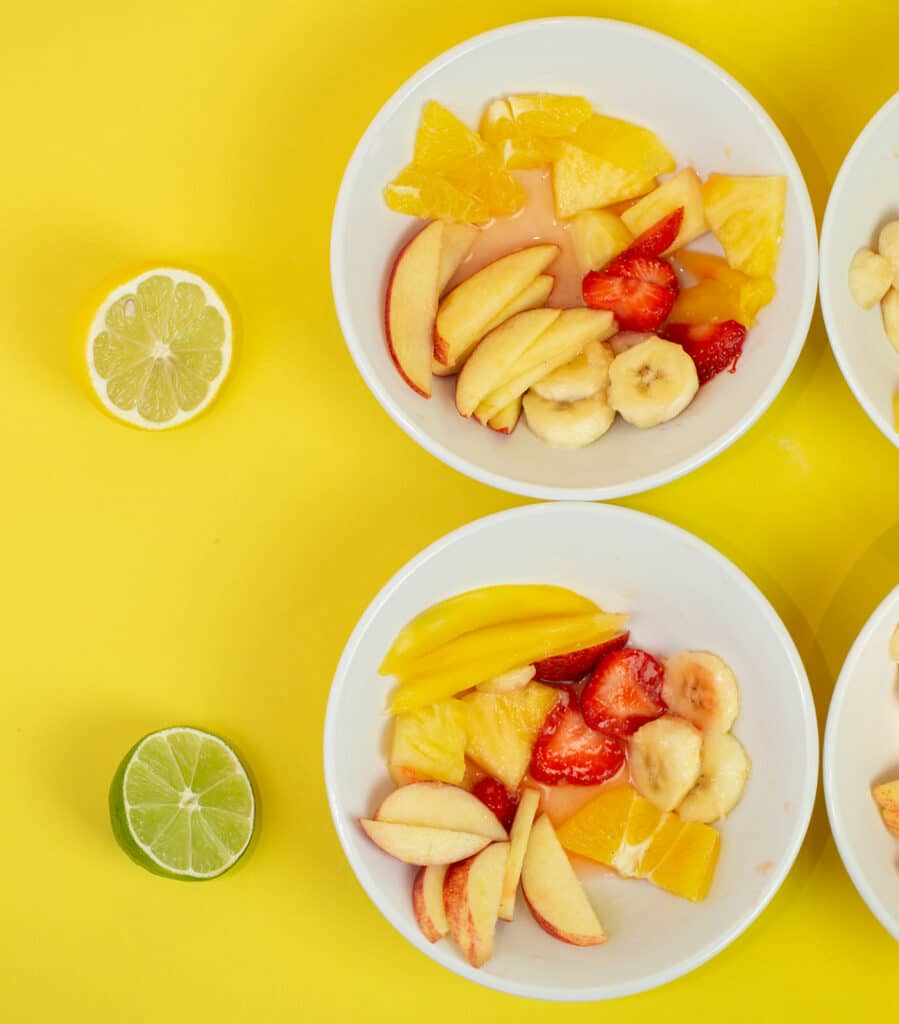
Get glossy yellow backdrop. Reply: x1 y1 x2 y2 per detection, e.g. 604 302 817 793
2 1 898 1019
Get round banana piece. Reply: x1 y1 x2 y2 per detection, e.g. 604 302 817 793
531 339 613 402
522 390 615 449
878 220 899 288
608 337 699 429
662 651 740 733
627 716 702 812
890 623 899 662
677 732 751 823
848 248 892 309
882 288 899 354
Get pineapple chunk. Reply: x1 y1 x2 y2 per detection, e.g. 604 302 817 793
389 699 469 785
573 115 675 180
621 168 707 253
463 683 559 789
701 174 787 278
552 144 655 219
570 210 634 273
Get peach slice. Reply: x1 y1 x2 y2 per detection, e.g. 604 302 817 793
621 168 707 255
520 815 605 946
384 221 444 397
444 842 511 967
412 864 449 943
498 788 541 920
375 782 508 840
360 820 490 865
455 308 562 417
435 244 560 368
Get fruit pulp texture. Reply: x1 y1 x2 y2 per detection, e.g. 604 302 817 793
447 170 582 308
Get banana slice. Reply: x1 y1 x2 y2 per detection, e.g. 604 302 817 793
628 717 702 812
890 623 899 662
882 288 899 354
878 221 899 289
677 732 751 823
608 338 699 429
848 248 892 309
531 340 613 402
662 651 740 733
522 390 615 449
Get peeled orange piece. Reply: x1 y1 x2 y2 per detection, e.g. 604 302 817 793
480 94 593 170
86 269 232 430
384 166 490 224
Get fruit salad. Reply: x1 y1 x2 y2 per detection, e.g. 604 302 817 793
847 220 899 429
382 95 786 448
359 584 752 967
871 623 899 836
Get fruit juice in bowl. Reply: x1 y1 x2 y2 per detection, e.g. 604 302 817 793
331 18 818 500
324 502 818 1000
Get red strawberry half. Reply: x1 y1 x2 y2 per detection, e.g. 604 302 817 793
583 254 678 332
580 648 666 737
529 691 625 786
622 207 684 259
604 253 679 293
661 320 748 385
471 776 519 831
533 632 630 682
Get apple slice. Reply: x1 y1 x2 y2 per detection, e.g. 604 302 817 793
498 788 540 920
486 396 522 434
375 781 508 840
385 221 445 397
444 842 510 967
477 664 535 694
412 864 449 943
435 244 560 368
621 168 707 254
474 308 616 423
520 815 605 946
433 275 556 377
438 224 479 292
455 308 561 417
360 820 490 865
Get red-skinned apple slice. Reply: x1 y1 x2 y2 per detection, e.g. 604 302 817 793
360 820 490 865
385 221 444 397
435 244 560 368
486 396 523 434
444 842 510 967
520 815 605 946
498 788 540 920
438 224 479 292
412 864 449 943
374 781 508 840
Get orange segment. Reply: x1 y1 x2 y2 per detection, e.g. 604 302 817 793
668 280 743 325
646 821 720 902
505 94 593 137
557 785 634 865
676 250 776 325
480 94 593 171
384 166 490 224
634 813 682 876
414 100 485 170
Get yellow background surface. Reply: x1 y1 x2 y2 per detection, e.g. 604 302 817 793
2 1 898 1020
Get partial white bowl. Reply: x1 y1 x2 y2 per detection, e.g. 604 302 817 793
820 91 899 448
331 17 818 500
324 502 818 1000
824 585 899 940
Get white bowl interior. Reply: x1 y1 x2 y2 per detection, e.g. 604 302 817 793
820 92 899 448
324 503 818 1000
825 586 899 940
331 18 818 500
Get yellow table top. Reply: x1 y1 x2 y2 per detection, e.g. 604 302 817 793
2 1 898 1020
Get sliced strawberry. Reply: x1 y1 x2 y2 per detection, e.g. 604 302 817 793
471 776 519 831
580 648 666 737
582 273 676 332
661 320 748 385
622 207 684 259
529 691 625 785
605 253 679 294
533 632 630 682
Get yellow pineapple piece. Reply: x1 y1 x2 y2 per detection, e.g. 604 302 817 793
462 682 559 789
621 168 707 253
573 115 675 181
570 209 634 273
702 174 787 277
389 699 469 785
646 820 720 902
677 250 776 325
552 144 655 219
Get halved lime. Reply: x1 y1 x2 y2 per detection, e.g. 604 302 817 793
86 268 232 429
109 727 255 881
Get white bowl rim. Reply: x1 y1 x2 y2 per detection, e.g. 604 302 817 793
323 500 820 1000
819 90 899 450
823 583 899 941
330 16 820 501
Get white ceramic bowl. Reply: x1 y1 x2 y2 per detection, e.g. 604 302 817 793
824 585 899 940
820 92 899 448
331 17 818 500
324 502 818 1000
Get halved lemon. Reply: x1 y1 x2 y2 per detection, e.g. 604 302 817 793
86 268 232 429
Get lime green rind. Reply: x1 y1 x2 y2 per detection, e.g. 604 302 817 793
108 726 255 882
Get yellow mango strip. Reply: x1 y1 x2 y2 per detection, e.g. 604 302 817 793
389 612 628 714
379 584 598 675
